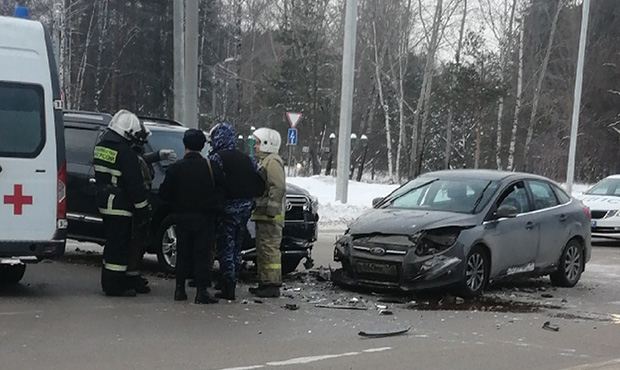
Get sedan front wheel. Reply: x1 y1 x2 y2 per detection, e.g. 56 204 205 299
457 245 489 298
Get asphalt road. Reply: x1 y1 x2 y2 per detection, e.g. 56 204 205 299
1 231 619 370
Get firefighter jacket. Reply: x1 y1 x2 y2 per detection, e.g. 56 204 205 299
93 130 150 218
252 152 286 223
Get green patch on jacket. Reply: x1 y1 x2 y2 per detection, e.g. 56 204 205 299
94 146 118 164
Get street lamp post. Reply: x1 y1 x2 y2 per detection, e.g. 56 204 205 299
350 133 358 179
326 133 336 176
356 134 369 182
566 0 590 193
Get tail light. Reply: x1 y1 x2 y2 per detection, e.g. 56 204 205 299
583 206 591 219
57 162 67 229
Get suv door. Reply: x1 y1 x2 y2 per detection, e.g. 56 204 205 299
484 181 539 277
65 125 105 242
526 180 566 268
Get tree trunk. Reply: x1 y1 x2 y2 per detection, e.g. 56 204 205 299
93 0 109 111
372 22 394 179
445 0 467 169
395 0 412 180
75 3 97 110
522 0 562 170
409 0 442 178
496 0 517 170
507 23 524 171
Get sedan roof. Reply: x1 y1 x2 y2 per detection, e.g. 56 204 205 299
419 169 552 182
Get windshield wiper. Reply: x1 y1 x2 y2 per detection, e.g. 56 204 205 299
471 181 493 213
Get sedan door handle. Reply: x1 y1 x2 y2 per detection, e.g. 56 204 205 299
559 214 567 222
525 221 535 230
89 178 96 184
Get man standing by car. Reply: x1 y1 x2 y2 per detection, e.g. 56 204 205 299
249 128 285 298
94 110 151 297
126 134 177 294
208 123 264 300
159 129 222 304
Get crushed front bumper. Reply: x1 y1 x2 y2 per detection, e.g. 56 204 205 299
333 235 464 291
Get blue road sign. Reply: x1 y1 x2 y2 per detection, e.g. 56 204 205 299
288 128 298 145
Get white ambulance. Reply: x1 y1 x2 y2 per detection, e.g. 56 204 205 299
0 16 66 283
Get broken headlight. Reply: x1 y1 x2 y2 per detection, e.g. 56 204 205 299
414 227 462 256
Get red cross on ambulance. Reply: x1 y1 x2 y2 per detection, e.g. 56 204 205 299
3 184 33 215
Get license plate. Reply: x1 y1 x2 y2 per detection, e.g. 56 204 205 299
355 261 397 276
591 220 597 228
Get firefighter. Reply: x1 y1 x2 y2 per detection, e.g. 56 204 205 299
208 123 264 300
94 110 151 297
126 136 177 294
249 128 285 298
159 129 223 304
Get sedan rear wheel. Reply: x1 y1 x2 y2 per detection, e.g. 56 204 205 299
457 246 489 297
550 239 583 287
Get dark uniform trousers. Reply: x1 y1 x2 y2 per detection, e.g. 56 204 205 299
175 213 216 288
101 215 133 293
217 208 252 282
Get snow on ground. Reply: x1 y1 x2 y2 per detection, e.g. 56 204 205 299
289 176 591 229
288 176 399 229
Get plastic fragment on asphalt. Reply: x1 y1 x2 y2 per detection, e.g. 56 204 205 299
315 304 368 310
542 321 560 332
541 294 554 298
376 304 388 310
358 327 411 338
379 310 393 315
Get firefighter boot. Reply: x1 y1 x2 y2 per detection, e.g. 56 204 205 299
128 274 151 294
249 284 280 298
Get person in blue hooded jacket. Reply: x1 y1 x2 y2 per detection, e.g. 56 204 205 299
208 123 264 300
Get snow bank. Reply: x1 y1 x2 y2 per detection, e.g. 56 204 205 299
287 176 399 229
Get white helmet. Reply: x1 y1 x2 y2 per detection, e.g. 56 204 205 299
253 127 281 154
108 109 150 143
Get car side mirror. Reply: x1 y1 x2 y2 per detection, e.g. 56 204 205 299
495 204 519 219
372 197 384 208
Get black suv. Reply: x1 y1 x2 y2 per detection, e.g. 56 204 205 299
63 111 318 274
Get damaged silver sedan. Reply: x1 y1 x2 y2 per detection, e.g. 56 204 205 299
333 170 592 297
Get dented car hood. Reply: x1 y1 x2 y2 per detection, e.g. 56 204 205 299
348 208 477 235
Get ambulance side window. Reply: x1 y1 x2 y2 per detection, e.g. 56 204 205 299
0 82 44 158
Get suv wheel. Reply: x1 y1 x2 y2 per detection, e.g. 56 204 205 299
0 264 26 284
156 215 177 274
550 239 583 287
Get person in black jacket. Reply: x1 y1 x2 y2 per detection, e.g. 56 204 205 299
208 122 264 300
93 110 151 297
159 128 222 304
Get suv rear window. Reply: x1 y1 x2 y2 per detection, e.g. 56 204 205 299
0 82 45 157
65 127 100 165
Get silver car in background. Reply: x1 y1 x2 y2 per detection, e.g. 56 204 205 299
333 170 592 296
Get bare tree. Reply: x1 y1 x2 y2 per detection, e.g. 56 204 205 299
409 0 443 178
507 20 524 171
521 0 563 170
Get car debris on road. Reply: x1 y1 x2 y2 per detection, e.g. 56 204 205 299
358 327 411 338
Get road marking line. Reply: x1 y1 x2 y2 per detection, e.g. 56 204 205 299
362 347 391 353
266 352 360 366
562 358 620 369
217 347 392 370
